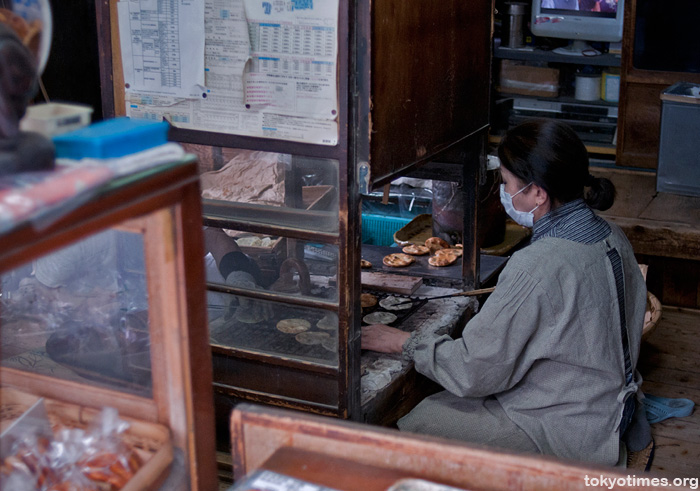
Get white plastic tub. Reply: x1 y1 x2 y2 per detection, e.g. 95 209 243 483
20 102 93 137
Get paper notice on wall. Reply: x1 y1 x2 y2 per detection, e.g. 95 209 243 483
242 0 339 120
124 0 338 145
118 0 205 98
126 90 338 145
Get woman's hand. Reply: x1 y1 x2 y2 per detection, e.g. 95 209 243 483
361 324 411 354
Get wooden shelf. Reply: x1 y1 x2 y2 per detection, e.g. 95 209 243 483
494 46 621 67
489 134 616 156
495 93 618 108
491 45 619 155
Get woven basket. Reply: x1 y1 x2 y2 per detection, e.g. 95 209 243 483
642 292 662 342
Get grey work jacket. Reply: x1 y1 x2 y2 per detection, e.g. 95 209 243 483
408 222 647 465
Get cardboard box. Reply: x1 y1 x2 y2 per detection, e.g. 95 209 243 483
497 60 560 98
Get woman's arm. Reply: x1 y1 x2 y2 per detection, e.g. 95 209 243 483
361 324 411 353
412 268 553 398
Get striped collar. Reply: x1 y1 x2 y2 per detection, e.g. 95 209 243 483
531 199 611 244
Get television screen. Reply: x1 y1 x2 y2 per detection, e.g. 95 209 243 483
541 0 618 17
531 0 624 47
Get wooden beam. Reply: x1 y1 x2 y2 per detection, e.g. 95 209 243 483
605 216 700 261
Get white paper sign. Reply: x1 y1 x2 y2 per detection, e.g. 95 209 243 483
242 0 338 119
118 0 205 98
124 0 339 145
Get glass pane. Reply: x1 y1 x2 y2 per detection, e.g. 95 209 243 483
209 295 339 367
200 150 339 233
204 227 338 306
0 229 152 398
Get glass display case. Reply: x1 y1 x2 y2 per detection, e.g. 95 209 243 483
199 151 348 424
0 159 216 490
96 0 493 429
2 229 151 398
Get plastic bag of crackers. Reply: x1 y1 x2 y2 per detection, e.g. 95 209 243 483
1 405 142 490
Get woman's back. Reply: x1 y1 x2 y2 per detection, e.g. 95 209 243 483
488 218 647 464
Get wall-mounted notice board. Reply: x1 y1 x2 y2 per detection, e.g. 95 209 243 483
113 0 339 145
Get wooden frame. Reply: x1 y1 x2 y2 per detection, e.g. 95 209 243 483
230 403 681 491
0 160 217 490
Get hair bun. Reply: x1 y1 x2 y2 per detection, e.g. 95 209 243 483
585 175 616 211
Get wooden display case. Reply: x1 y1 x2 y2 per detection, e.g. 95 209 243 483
95 0 493 429
229 404 675 491
0 159 217 489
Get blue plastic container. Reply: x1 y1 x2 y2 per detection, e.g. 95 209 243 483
52 117 170 159
361 214 412 246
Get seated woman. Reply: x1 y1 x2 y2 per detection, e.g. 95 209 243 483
362 119 652 466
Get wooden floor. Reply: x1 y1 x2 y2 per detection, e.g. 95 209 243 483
637 306 700 479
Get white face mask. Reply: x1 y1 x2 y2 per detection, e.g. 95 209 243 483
499 183 539 228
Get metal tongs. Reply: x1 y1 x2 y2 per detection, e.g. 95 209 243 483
393 286 496 306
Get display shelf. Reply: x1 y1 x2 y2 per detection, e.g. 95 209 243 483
493 41 621 157
496 93 619 108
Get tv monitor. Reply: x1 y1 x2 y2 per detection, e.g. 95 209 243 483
530 0 624 56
